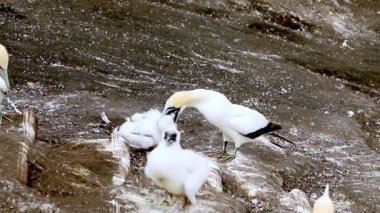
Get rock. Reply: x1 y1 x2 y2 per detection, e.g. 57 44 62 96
279 189 312 213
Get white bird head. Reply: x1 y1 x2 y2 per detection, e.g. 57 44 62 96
157 114 177 133
0 44 10 91
312 184 334 213
162 127 180 146
163 89 206 121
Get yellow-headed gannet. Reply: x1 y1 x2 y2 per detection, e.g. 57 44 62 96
0 44 10 124
145 126 211 205
313 184 334 213
162 89 287 162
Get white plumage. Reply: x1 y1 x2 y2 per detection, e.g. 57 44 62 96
117 109 176 149
163 89 283 162
0 77 7 101
0 44 10 124
312 184 334 213
145 126 211 205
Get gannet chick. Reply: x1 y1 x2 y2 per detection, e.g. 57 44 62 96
145 127 211 205
117 109 176 149
313 184 334 213
0 44 10 124
163 89 287 162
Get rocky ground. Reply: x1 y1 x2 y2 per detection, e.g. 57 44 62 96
0 0 379 212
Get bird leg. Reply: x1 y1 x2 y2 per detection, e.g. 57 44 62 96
0 106 12 125
205 141 228 158
182 196 191 208
219 147 239 164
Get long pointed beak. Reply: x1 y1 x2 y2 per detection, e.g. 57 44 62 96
163 107 181 123
0 68 10 89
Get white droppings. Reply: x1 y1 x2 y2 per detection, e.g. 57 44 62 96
347 111 354 117
341 39 354 50
206 161 223 193
6 97 22 114
50 62 79 70
213 64 243 74
239 50 282 60
192 51 243 74
108 199 121 213
251 199 258 205
289 127 299 136
100 112 111 124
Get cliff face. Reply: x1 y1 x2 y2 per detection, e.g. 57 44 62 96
0 0 379 212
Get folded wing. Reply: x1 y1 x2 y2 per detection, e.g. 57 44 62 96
229 104 269 135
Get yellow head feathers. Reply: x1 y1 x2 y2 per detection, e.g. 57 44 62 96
166 91 196 108
0 44 9 70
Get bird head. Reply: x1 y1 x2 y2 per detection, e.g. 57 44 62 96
157 114 177 133
162 127 180 146
0 44 10 90
162 90 200 122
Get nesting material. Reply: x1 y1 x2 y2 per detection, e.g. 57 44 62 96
108 129 131 185
17 109 37 185
117 109 175 150
100 111 111 124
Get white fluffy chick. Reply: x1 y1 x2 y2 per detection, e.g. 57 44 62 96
145 126 211 205
163 89 286 162
313 184 334 213
117 109 176 149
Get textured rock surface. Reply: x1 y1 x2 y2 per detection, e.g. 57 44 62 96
0 0 379 212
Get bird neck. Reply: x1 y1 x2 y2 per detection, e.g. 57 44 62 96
323 184 330 197
186 89 215 107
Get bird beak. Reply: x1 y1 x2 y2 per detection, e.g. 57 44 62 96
163 107 181 123
0 68 9 89
164 132 177 145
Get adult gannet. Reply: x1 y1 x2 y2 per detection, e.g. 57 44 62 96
117 109 176 149
312 184 334 213
0 44 10 124
162 89 285 162
145 126 211 205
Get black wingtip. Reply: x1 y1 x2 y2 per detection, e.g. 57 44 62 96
244 122 282 140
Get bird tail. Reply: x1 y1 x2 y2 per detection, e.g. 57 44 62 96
255 136 285 152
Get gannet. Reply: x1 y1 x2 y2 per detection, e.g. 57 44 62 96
117 109 176 149
312 184 334 213
162 89 285 162
145 126 211 205
0 44 10 124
